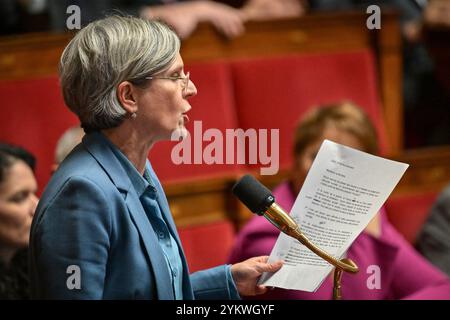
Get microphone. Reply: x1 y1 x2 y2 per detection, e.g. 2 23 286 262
232 174 358 274
232 174 302 240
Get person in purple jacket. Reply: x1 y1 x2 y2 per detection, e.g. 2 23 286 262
229 102 450 300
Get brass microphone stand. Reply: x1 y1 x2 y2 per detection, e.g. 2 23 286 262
265 203 359 300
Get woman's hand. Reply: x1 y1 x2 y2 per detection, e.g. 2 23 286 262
230 256 283 296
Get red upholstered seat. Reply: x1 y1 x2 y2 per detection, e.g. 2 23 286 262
0 76 79 193
178 220 235 272
230 50 388 171
385 191 438 244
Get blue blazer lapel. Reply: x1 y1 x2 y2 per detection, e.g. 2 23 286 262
125 190 174 300
82 132 175 299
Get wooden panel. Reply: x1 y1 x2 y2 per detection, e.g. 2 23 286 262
181 13 373 61
391 147 450 195
0 32 72 80
375 11 403 156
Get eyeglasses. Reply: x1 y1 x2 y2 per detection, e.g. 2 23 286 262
145 72 190 94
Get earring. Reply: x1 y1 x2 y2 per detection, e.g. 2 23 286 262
131 112 137 119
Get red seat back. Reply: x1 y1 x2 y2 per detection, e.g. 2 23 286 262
178 220 235 272
230 50 387 172
0 76 78 193
385 191 438 243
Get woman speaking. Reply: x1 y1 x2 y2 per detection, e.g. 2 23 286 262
29 15 281 299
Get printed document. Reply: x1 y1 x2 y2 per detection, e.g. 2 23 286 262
259 140 408 291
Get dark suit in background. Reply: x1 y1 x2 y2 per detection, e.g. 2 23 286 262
417 185 450 277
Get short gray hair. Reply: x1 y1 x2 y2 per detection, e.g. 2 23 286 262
60 15 180 132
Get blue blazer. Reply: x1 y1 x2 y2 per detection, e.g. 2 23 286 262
29 132 238 299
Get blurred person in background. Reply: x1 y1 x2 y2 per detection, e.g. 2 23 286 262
46 0 306 39
52 126 84 173
0 143 38 299
229 102 450 299
47 0 246 38
416 184 450 277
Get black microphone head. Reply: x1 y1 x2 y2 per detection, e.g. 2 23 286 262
232 174 275 215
